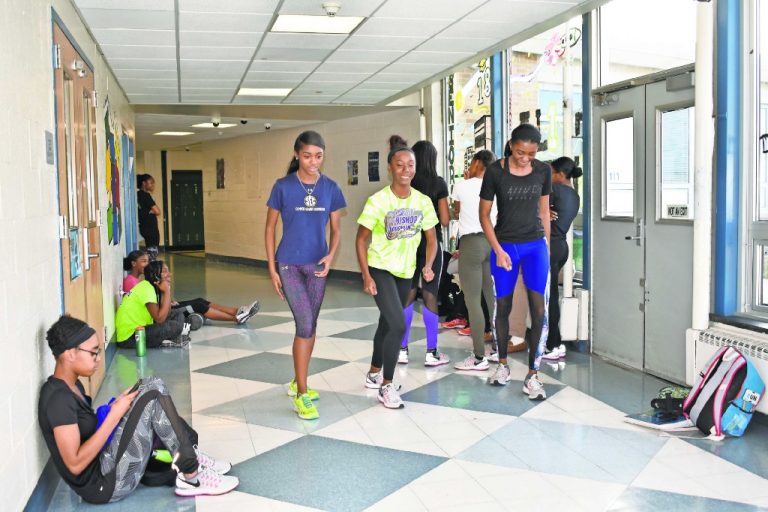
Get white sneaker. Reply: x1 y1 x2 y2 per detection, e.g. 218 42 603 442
161 334 190 348
378 383 404 409
523 374 547 400
365 371 383 389
487 351 499 363
487 364 511 386
541 349 561 361
558 344 567 358
194 445 231 474
398 348 409 364
236 300 260 324
175 465 239 497
424 350 450 367
454 355 489 371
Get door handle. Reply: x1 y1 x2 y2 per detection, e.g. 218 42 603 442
760 133 768 154
82 227 99 271
624 235 641 240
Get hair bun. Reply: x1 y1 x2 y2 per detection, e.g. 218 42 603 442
571 166 584 179
388 134 408 150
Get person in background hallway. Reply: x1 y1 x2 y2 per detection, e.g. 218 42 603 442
122 250 149 294
137 174 161 261
541 156 582 360
480 124 551 400
397 140 451 367
38 315 238 503
265 130 346 421
451 150 499 371
356 135 438 409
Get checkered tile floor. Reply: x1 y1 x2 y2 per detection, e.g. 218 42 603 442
46 257 768 511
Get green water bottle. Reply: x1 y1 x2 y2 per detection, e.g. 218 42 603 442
135 326 146 357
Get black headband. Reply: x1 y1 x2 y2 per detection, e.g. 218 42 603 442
52 325 96 357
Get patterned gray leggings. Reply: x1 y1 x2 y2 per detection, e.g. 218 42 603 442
99 377 198 502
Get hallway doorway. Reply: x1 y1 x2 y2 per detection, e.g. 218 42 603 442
591 69 695 383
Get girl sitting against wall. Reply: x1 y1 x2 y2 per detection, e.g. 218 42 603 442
38 315 238 503
122 251 259 330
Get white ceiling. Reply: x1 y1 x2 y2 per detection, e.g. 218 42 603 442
72 0 600 148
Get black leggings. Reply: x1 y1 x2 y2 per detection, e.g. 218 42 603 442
119 309 186 348
369 267 414 381
173 298 211 316
548 238 569 349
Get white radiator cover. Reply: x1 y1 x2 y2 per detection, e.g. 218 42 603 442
693 324 768 414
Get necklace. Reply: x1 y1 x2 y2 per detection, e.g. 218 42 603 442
296 172 320 208
390 186 411 200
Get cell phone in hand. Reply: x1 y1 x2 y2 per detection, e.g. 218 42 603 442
129 379 143 393
315 263 325 273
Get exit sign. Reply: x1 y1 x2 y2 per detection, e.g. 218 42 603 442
667 205 689 218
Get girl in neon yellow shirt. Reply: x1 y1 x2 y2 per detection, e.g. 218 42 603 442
356 135 439 409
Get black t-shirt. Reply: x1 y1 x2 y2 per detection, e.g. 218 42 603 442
137 190 158 235
414 176 448 246
38 377 114 503
550 184 580 241
479 158 551 243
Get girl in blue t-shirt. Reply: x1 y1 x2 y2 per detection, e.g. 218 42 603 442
265 130 346 421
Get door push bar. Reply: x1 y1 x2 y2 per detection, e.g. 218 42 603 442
624 218 644 246
760 133 768 154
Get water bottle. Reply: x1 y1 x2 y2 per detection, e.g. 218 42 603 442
135 326 146 357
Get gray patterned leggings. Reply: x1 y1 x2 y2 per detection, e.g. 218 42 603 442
99 377 198 502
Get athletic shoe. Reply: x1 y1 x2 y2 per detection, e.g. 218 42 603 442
187 313 204 331
194 445 231 475
454 355 489 371
457 327 472 336
557 344 567 358
236 300 261 324
161 334 190 348
293 393 319 420
398 348 409 364
441 318 467 329
424 350 450 367
378 383 404 409
541 349 561 361
287 379 319 400
174 465 239 497
487 351 499 363
487 364 511 386
365 371 383 389
523 374 547 400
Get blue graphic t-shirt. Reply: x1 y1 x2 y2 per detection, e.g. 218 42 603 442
267 173 346 265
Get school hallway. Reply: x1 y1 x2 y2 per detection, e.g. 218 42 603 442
43 254 768 512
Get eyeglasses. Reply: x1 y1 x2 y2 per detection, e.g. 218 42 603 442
77 346 102 361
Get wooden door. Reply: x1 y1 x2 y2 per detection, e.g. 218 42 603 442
54 23 105 395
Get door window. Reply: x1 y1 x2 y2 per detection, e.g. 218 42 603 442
659 107 695 220
64 76 78 227
83 93 97 224
604 116 634 217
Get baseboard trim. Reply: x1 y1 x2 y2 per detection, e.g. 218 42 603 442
23 458 59 512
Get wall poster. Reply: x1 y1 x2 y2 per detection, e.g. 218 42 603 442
347 160 358 186
368 151 380 182
216 158 225 189
69 228 82 280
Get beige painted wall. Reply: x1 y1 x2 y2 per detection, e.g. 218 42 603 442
0 1 133 508
200 108 420 272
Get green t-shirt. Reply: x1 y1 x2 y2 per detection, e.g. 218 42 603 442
115 280 156 342
357 186 439 279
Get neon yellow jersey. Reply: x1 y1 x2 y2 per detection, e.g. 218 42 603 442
357 186 439 279
115 280 156 342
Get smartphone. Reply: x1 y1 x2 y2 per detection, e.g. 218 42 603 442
129 378 143 393
315 263 325 273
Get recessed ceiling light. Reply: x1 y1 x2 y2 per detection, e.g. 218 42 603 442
271 14 364 34
237 87 293 96
191 123 237 128
154 131 194 136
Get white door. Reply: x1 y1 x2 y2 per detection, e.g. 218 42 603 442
592 73 695 383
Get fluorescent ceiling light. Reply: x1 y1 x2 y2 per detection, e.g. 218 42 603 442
271 15 364 34
237 87 292 96
191 123 237 128
154 131 194 136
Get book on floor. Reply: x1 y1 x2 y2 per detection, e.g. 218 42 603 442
623 411 698 431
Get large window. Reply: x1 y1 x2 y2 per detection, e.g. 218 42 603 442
748 0 768 312
507 19 584 274
598 0 696 86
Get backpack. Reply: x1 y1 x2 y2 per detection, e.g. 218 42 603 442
683 347 765 438
141 450 176 487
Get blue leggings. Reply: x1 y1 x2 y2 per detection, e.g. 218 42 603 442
278 263 327 338
490 239 550 370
